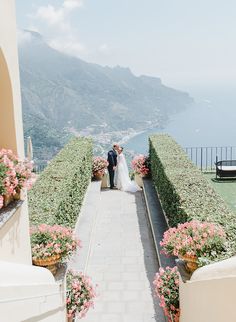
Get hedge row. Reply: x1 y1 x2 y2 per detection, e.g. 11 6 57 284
149 134 236 257
29 137 93 227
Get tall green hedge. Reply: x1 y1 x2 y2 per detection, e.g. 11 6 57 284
29 137 93 227
149 134 236 256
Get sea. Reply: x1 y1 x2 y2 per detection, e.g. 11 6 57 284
124 87 236 154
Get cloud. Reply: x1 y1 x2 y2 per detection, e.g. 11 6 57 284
99 43 110 54
49 37 86 57
33 0 83 28
17 29 32 45
35 5 65 26
63 0 83 10
27 0 86 57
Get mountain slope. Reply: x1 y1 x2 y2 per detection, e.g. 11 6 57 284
19 30 193 162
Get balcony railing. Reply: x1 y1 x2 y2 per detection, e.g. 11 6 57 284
33 164 47 174
184 146 236 171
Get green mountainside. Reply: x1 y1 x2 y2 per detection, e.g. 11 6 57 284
19 30 193 164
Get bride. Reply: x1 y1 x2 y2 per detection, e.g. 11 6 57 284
115 147 141 193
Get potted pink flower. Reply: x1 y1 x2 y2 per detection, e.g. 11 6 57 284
30 224 81 275
92 156 108 180
66 270 96 321
0 148 35 207
0 149 18 206
131 154 150 187
160 220 226 272
131 154 150 177
0 162 7 209
153 266 180 322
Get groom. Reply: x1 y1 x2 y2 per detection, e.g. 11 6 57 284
107 143 119 189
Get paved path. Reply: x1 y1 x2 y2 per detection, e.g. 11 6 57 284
72 187 164 322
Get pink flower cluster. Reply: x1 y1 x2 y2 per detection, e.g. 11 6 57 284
131 154 150 176
0 148 35 209
67 270 96 319
160 220 226 259
92 156 109 176
30 224 81 261
153 266 180 322
0 195 3 209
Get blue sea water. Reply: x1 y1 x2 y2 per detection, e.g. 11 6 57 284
125 87 236 153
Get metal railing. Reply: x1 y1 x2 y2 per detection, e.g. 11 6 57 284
184 146 236 171
33 164 47 174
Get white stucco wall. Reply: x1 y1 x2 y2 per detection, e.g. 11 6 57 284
0 200 32 264
0 0 24 157
180 256 236 322
0 261 66 322
0 0 31 265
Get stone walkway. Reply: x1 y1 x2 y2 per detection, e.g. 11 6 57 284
71 185 165 322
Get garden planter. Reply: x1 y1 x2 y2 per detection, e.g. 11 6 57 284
93 171 103 181
33 254 61 275
13 189 21 201
101 172 108 188
3 194 13 207
134 174 143 188
67 316 74 322
179 254 198 273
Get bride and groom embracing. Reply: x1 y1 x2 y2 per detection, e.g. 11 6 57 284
107 144 141 193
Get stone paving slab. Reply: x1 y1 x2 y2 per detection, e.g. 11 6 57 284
69 181 101 272
73 187 166 322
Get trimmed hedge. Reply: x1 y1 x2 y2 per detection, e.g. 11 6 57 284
29 137 93 227
149 134 236 257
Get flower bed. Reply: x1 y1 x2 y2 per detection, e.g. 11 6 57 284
131 154 150 176
28 137 92 227
153 266 180 322
67 270 96 319
149 134 236 259
0 148 34 209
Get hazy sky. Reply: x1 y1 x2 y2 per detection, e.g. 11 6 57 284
16 0 236 90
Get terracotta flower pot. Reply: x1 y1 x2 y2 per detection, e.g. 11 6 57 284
134 174 143 188
3 194 14 207
33 254 61 275
179 254 198 273
93 171 103 181
67 317 74 322
13 188 21 201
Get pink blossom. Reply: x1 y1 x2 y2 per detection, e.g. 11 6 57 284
67 270 96 319
160 220 226 260
30 224 81 261
131 155 150 176
0 195 3 209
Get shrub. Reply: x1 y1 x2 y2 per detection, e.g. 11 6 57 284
149 134 236 258
28 137 92 227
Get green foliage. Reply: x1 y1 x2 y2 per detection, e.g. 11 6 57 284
28 137 93 227
149 134 236 258
0 163 7 195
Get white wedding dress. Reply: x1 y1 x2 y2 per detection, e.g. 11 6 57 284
116 153 141 193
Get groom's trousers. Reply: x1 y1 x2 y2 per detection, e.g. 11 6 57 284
108 167 115 188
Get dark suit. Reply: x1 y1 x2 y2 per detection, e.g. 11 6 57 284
107 149 117 188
